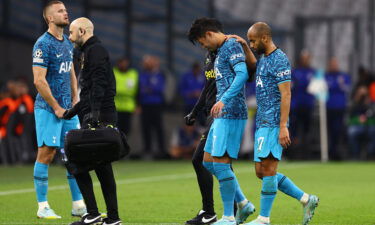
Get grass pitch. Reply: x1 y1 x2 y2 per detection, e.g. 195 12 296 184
0 161 374 225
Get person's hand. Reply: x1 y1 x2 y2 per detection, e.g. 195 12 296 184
63 108 77 120
210 101 224 118
226 34 248 47
279 126 291 148
72 96 79 106
54 106 66 119
184 113 196 126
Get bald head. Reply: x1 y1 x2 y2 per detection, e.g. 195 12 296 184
69 17 94 47
247 22 275 55
71 17 94 35
248 22 272 38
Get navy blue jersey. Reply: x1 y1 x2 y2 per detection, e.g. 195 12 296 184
32 32 73 113
214 38 247 119
255 49 291 128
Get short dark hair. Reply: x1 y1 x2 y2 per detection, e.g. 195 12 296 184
43 0 64 24
188 17 223 44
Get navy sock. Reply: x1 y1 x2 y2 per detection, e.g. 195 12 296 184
260 175 277 217
277 173 304 200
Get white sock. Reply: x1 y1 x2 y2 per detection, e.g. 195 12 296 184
38 201 50 210
257 215 270 223
222 215 236 221
300 193 310 205
238 199 248 209
72 200 86 209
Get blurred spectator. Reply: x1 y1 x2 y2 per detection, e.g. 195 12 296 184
290 51 315 148
113 57 139 136
325 57 351 160
0 79 35 164
138 55 168 159
169 123 200 159
347 85 375 160
179 62 205 114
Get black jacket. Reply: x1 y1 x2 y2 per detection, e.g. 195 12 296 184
191 51 217 116
75 36 116 118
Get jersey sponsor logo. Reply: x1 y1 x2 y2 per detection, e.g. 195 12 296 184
205 69 216 79
56 53 63 58
214 66 223 79
230 53 244 61
256 76 263 87
276 70 291 77
59 61 72 73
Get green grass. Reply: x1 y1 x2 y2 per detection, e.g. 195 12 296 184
0 161 374 225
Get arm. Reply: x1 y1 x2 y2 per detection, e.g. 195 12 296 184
33 66 65 118
211 62 248 117
226 34 257 80
278 81 292 148
70 65 79 106
220 62 248 104
89 45 109 113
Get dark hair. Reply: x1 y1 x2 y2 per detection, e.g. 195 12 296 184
43 0 64 24
188 17 223 44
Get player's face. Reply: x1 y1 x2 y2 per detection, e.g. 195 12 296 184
197 32 216 51
49 3 69 27
69 25 83 48
247 32 265 55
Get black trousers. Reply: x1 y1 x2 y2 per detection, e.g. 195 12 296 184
74 112 119 220
192 117 215 214
140 104 165 154
327 109 345 160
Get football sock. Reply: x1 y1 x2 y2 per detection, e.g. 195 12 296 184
277 173 304 200
38 201 50 210
260 175 277 217
234 178 247 205
202 161 215 175
300 193 310 205
222 215 236 221
213 162 236 217
66 171 84 202
34 162 49 203
238 199 249 209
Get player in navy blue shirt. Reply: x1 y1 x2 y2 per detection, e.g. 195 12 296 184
188 18 255 225
230 23 319 225
32 0 85 219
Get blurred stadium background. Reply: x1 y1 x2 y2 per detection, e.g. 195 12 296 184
1 1 375 224
1 0 375 163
